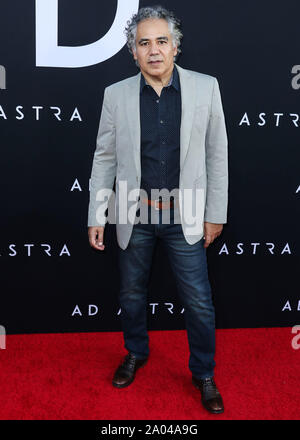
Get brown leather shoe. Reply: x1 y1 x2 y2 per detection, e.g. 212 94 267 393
192 376 224 414
112 353 148 388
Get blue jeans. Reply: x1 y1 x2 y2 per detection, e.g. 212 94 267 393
117 208 216 379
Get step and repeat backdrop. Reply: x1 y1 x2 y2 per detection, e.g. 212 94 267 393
0 0 299 334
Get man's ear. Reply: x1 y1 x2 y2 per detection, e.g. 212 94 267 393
132 48 137 61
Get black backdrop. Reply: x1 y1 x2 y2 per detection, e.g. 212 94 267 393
0 0 299 334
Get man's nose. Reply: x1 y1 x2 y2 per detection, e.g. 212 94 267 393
149 43 160 54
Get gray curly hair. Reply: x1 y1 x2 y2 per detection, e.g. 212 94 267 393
124 5 183 64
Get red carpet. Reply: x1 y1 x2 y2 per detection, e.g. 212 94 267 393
0 328 299 420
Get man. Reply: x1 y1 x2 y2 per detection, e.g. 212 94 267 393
88 6 228 414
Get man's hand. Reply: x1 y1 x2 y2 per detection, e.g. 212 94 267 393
203 222 223 248
88 226 105 251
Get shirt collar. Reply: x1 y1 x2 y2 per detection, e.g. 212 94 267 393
140 65 180 92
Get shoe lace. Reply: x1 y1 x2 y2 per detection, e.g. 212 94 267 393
202 377 219 399
121 353 136 371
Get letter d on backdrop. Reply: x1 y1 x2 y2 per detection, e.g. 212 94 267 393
35 0 139 68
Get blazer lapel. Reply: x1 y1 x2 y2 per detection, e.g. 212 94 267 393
175 63 197 170
126 72 141 178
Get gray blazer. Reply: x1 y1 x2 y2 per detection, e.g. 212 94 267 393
88 63 228 250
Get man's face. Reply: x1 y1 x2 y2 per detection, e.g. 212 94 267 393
133 18 178 79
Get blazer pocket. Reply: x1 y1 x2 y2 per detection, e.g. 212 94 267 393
195 104 209 111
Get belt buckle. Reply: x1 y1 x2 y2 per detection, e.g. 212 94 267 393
154 199 160 210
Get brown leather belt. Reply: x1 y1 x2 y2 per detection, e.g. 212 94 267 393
141 198 175 210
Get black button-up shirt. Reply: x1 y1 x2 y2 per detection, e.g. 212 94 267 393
139 65 181 199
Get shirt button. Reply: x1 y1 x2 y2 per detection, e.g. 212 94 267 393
156 100 159 103
160 120 164 124
161 161 165 165
162 141 166 144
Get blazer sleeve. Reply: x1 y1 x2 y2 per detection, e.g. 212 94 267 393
204 77 228 224
88 86 117 227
